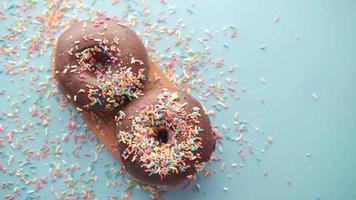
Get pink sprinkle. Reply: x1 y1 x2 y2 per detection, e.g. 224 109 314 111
4 195 15 200
62 134 69 142
34 184 43 192
228 87 235 92
274 15 280 23
31 105 39 117
248 145 254 155
238 147 245 154
67 120 77 130
215 131 223 143
231 29 237 38
41 177 48 184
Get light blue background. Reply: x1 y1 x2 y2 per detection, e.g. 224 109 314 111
0 0 355 199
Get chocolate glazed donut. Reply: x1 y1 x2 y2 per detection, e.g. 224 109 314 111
54 18 148 112
115 88 216 187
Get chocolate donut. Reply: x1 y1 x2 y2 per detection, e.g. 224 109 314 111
115 88 216 187
54 18 148 112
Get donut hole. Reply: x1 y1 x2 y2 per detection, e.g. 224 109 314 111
89 46 110 69
78 45 115 72
92 48 109 66
155 128 169 144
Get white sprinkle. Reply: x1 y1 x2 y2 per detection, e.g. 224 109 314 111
131 57 135 64
234 112 239 120
7 155 14 165
218 146 223 153
217 101 227 108
223 187 229 192
235 134 242 141
262 170 268 177
312 93 319 101
260 77 267 84
287 177 292 186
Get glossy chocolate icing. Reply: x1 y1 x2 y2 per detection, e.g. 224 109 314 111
54 18 148 112
115 88 216 187
55 19 216 188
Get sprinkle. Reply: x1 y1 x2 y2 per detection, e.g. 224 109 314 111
267 136 273 144
220 162 226 171
274 15 280 23
262 170 268 177
260 77 267 84
217 101 227 108
192 183 200 192
312 93 319 101
72 43 146 109
231 29 238 38
0 0 273 198
287 177 292 186
260 45 267 50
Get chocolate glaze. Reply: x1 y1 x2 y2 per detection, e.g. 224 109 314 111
54 18 148 111
115 88 216 187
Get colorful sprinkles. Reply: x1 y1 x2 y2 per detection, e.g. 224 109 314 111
117 90 204 178
86 66 145 109
0 0 282 199
63 38 146 110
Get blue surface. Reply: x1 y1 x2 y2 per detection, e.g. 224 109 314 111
0 0 356 199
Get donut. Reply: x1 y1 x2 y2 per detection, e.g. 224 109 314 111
115 88 216 187
54 18 148 112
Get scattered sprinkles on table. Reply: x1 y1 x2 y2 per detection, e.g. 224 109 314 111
0 0 278 199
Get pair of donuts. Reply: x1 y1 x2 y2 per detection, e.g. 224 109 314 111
54 18 216 187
